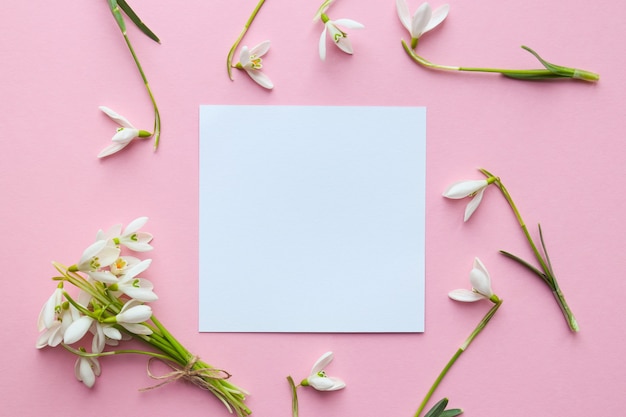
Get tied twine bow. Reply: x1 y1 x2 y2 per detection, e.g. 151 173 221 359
140 356 231 391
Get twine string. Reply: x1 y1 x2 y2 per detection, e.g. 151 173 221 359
140 356 231 392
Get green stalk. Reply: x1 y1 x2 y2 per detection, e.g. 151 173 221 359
107 0 161 150
478 168 579 332
226 0 266 80
414 298 502 417
287 376 299 417
401 41 598 82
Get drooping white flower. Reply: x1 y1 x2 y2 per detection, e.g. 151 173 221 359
315 1 364 61
443 178 494 222
75 354 101 388
109 255 142 276
396 1 449 48
236 41 274 89
449 257 495 302
72 240 120 283
113 259 158 302
38 284 64 330
302 351 345 391
37 304 81 348
96 216 154 252
98 106 152 158
115 299 153 335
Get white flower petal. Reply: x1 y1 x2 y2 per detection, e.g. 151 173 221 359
122 258 152 280
332 18 365 30
448 288 484 302
117 304 152 324
308 375 346 391
423 4 449 33
245 69 274 89
319 26 328 60
310 351 334 375
464 188 485 221
120 322 153 335
98 142 129 158
396 0 412 32
123 217 148 236
99 106 135 129
239 46 251 65
442 179 488 199
249 40 271 58
411 2 432 38
470 257 493 298
64 316 93 345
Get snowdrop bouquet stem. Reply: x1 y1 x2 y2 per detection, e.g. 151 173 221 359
478 168 579 332
226 0 267 80
106 0 162 150
402 41 599 82
37 218 250 416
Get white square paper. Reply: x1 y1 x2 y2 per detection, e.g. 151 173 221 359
199 105 426 332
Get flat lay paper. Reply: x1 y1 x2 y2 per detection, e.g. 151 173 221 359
199 105 426 332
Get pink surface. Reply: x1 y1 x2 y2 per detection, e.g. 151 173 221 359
2 0 624 416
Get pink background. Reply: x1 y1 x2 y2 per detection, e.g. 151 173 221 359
2 0 624 416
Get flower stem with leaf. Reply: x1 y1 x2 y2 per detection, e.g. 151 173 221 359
106 0 162 149
478 168 579 332
415 297 501 417
402 41 599 82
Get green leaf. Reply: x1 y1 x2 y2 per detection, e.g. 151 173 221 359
520 46 574 77
500 250 552 287
441 409 464 417
424 398 449 417
117 0 160 43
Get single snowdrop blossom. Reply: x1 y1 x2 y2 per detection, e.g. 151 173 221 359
70 239 120 283
75 351 101 388
287 351 345 417
315 0 364 61
414 257 502 417
96 216 154 252
443 176 498 221
98 106 152 158
396 1 449 48
449 257 500 303
235 41 274 89
302 351 345 391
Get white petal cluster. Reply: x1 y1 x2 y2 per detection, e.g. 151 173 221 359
36 217 157 388
396 1 449 46
303 351 346 391
98 106 152 158
237 41 274 89
449 257 496 302
316 1 364 60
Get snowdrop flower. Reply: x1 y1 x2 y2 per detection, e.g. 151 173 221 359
38 284 64 330
70 240 120 283
36 305 80 348
396 1 449 49
75 353 101 388
301 351 345 391
114 299 153 335
315 1 364 61
235 41 274 89
96 216 154 252
449 257 499 303
443 176 498 222
109 255 142 276
109 259 158 302
98 106 152 158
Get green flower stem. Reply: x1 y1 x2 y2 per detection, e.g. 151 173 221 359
226 0 266 80
287 376 299 417
414 298 502 417
401 40 599 82
107 0 161 150
478 168 579 332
